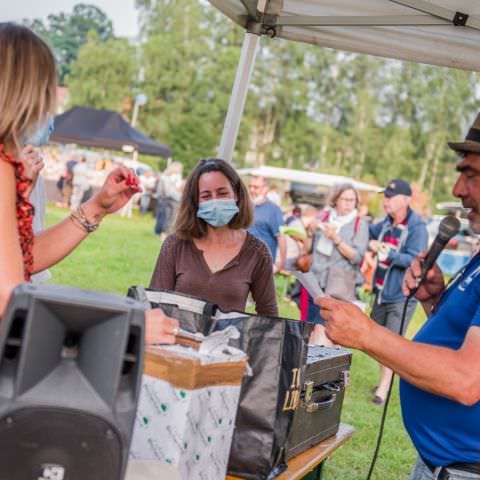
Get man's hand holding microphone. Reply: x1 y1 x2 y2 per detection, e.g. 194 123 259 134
315 216 460 347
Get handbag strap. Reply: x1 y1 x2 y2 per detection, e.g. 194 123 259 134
314 216 362 273
130 287 219 316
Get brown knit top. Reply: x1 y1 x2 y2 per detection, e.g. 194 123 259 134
150 232 278 315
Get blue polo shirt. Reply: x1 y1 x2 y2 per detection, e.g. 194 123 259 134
248 200 284 259
400 253 480 466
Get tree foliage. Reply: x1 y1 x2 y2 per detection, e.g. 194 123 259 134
67 32 137 111
26 3 114 84
32 0 480 201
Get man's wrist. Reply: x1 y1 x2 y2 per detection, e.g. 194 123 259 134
359 320 381 352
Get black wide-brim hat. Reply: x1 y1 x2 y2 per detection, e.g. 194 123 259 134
448 113 480 154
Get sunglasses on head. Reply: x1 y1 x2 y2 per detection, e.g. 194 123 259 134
200 158 223 167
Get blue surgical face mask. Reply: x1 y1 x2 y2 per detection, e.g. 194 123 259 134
197 199 239 228
24 116 54 147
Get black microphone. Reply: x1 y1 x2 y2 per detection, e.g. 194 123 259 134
415 215 461 292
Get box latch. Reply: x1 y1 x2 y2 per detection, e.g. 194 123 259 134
304 380 314 402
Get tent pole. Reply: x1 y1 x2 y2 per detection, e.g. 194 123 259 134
217 31 260 163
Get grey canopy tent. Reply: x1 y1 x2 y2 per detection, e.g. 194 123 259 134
51 106 171 158
208 0 480 162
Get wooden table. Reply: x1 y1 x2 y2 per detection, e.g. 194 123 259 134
226 424 355 480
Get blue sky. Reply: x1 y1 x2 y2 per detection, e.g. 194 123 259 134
2 0 139 38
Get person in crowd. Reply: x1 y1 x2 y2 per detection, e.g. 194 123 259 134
70 156 90 210
154 162 183 238
316 116 480 480
266 184 282 207
306 184 369 345
360 249 377 294
286 205 302 225
139 170 157 215
282 205 307 271
248 175 287 273
59 155 78 208
0 22 178 345
368 179 428 405
150 158 278 315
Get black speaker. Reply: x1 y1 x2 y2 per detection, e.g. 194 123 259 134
0 284 145 480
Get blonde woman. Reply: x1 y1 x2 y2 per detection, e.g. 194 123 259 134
0 23 178 344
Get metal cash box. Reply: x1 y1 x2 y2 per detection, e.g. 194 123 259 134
285 345 352 460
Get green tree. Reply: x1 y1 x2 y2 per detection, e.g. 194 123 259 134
137 0 247 169
27 3 114 84
128 0 480 201
67 32 137 111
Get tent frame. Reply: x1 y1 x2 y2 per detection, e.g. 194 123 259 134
214 0 480 162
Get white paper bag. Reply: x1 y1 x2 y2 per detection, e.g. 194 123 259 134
129 340 246 480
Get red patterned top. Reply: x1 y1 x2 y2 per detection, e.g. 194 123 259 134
0 145 35 281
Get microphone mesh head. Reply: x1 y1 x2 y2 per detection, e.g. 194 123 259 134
438 215 461 242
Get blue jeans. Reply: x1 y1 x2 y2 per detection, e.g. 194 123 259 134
154 199 176 235
409 457 480 480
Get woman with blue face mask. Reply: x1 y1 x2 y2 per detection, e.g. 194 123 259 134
150 158 278 315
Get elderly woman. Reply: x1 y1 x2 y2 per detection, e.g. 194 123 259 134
150 158 278 315
307 183 369 345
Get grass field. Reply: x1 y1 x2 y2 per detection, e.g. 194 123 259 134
46 205 425 480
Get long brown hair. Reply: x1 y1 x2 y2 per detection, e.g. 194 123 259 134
0 23 57 154
175 158 253 239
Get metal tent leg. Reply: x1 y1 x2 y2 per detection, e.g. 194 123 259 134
217 31 260 163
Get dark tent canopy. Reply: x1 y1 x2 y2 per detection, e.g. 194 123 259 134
51 106 171 158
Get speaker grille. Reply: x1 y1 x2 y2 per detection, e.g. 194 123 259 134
0 408 123 480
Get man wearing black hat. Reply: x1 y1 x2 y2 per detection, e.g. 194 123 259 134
316 116 480 480
368 179 428 406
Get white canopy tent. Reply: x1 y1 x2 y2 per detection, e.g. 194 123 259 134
209 0 480 162
238 165 382 193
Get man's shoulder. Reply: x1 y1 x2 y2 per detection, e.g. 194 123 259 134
407 210 428 230
256 199 282 216
258 199 280 209
371 216 389 229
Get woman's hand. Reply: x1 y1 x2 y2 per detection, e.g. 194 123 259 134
91 166 142 214
322 224 338 241
369 239 382 253
145 308 180 345
20 145 44 188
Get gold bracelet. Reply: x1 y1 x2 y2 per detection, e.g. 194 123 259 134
70 206 100 234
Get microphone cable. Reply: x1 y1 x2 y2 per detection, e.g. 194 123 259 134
365 294 414 480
